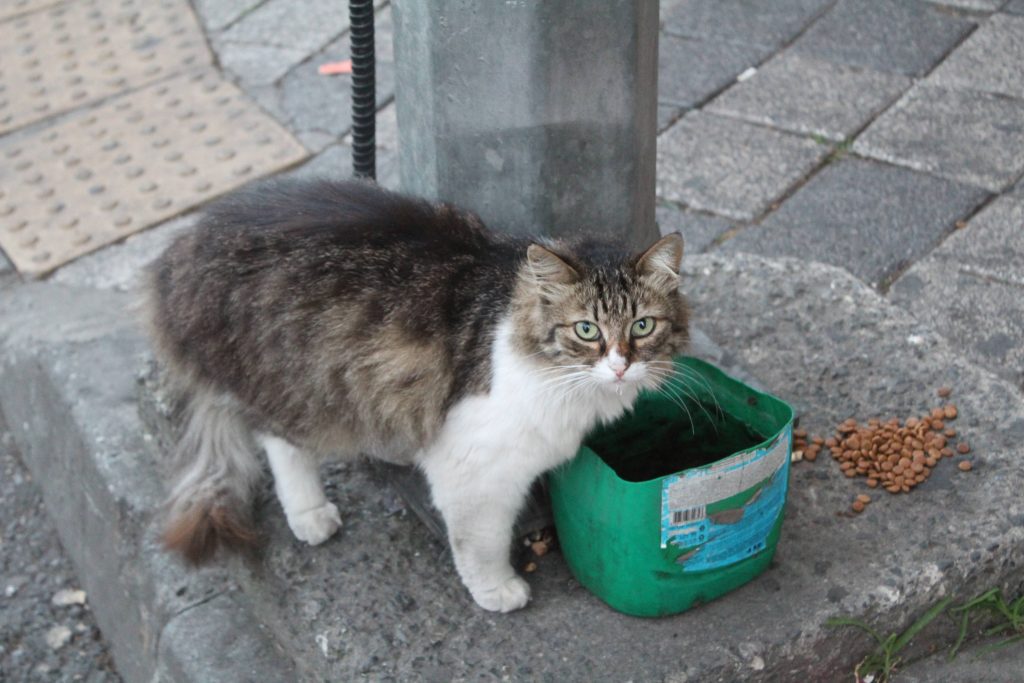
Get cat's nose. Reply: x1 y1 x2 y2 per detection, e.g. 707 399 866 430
614 367 626 379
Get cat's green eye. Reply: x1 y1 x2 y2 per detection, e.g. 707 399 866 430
631 317 656 338
574 321 601 341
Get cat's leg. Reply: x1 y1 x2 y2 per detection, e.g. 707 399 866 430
421 454 532 613
258 434 342 545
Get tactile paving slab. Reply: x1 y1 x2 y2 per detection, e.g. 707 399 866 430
0 70 310 275
0 0 63 22
0 0 212 135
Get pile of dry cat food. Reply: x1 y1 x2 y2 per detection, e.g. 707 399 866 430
793 387 974 514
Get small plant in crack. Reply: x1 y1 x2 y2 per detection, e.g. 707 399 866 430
949 587 1024 660
826 597 952 683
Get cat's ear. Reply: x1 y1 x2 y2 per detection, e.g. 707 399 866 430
526 244 579 286
636 232 684 289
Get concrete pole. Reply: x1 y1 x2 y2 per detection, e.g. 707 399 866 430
392 0 660 249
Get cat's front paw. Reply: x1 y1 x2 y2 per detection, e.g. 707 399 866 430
470 575 531 613
287 502 342 545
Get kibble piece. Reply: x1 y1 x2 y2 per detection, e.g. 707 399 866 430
957 442 971 454
825 437 838 448
856 494 871 504
931 408 945 420
938 386 952 398
944 405 958 420
866 478 878 488
812 436 824 445
958 460 973 472
945 428 956 438
851 500 865 513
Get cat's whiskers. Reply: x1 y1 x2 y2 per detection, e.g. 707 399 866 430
643 365 719 435
650 379 697 434
647 360 724 420
541 373 595 404
536 370 593 398
675 365 724 419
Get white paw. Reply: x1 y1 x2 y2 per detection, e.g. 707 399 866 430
287 502 342 545
470 575 531 613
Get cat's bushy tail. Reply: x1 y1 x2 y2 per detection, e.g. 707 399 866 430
162 390 263 564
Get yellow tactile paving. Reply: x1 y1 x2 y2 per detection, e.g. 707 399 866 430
0 70 310 275
0 0 63 23
0 0 212 135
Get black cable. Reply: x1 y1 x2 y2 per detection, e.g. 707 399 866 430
349 0 376 180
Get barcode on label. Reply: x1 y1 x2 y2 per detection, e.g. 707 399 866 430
671 506 706 525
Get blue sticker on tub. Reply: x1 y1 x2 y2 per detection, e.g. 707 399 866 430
661 426 791 572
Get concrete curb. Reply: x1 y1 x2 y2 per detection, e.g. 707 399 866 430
0 284 298 683
2 251 1023 681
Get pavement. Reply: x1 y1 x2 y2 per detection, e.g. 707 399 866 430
1 0 1024 681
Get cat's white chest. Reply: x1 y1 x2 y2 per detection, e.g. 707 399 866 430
424 319 637 476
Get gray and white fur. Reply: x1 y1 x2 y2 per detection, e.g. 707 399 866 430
146 178 689 612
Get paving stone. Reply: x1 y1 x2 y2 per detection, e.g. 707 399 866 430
656 203 733 254
792 0 975 76
219 0 349 56
290 107 398 190
659 33 771 109
192 0 265 33
280 9 395 139
1005 0 1024 13
215 42 311 87
854 84 1024 192
890 195 1024 388
721 158 988 288
923 0 1005 9
662 0 832 49
707 52 910 142
244 84 286 122
929 14 1024 99
657 111 829 220
658 104 684 133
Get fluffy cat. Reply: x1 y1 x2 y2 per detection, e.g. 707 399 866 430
146 178 689 612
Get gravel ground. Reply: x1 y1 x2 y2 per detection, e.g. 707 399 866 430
0 420 121 683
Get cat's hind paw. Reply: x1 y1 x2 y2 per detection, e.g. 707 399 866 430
287 502 342 545
470 575 531 613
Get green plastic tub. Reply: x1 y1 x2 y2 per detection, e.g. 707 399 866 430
549 357 794 618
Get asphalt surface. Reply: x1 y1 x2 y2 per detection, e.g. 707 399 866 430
0 419 120 683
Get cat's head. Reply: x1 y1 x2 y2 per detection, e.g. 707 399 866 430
512 232 689 395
